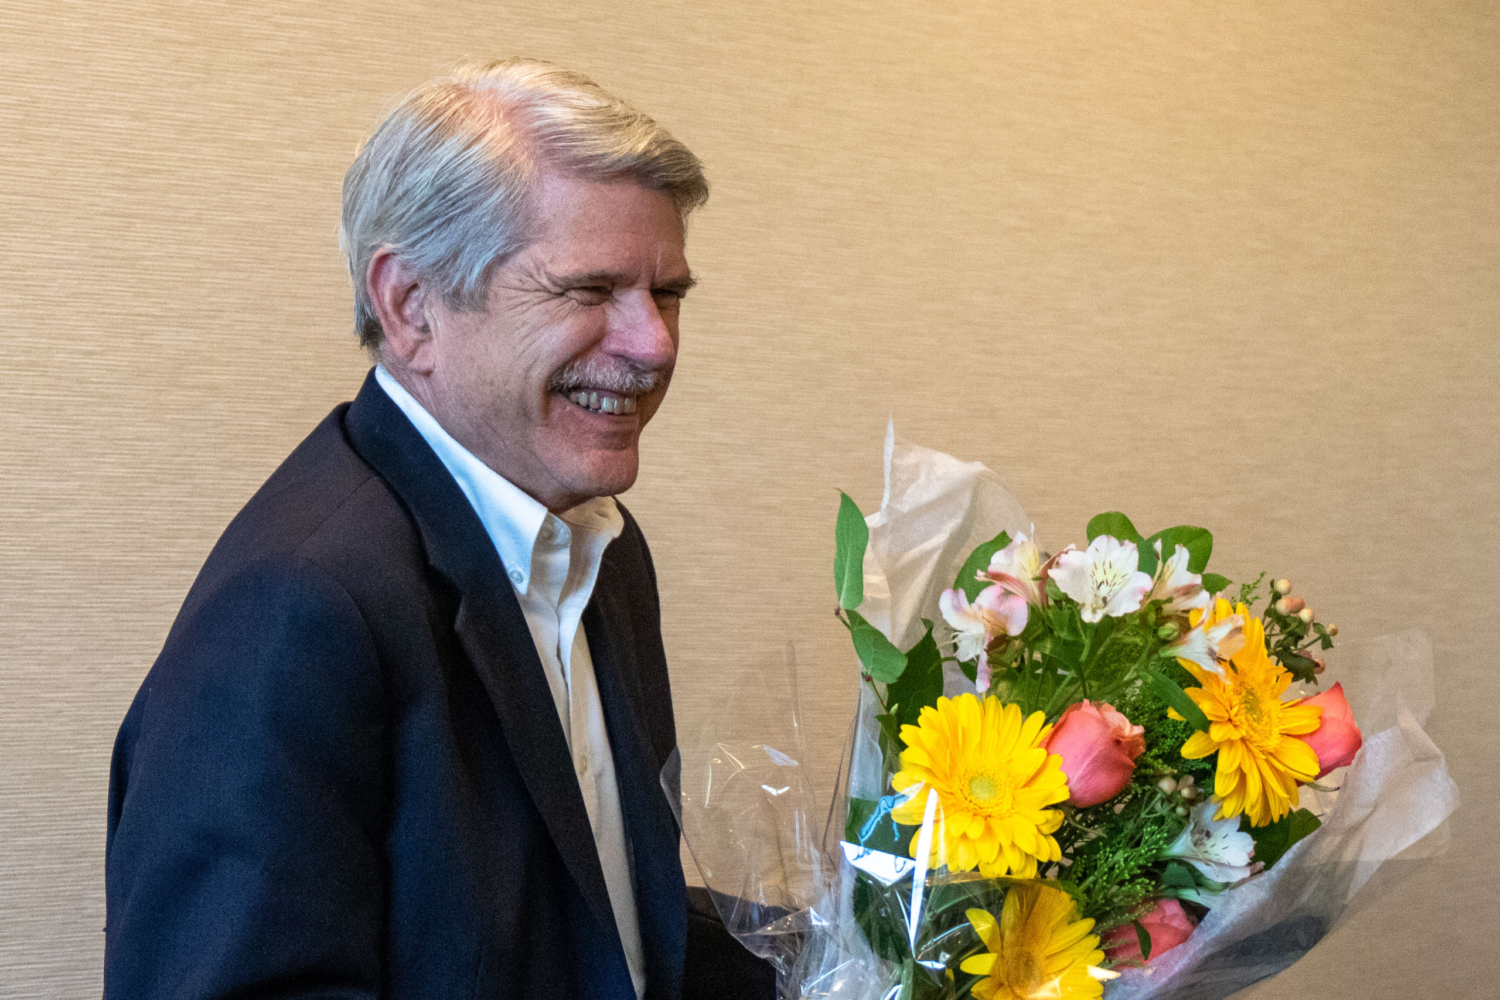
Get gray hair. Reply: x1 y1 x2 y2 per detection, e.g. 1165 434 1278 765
340 59 709 352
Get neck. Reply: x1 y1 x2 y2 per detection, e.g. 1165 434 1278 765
376 361 589 515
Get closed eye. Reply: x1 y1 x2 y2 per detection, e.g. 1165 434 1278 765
564 286 612 306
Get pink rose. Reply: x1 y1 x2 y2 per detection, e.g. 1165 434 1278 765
1301 682 1362 778
1042 700 1145 807
1103 898 1197 964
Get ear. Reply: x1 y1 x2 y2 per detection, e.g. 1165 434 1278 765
366 248 436 374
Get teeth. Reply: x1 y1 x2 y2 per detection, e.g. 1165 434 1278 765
566 390 637 415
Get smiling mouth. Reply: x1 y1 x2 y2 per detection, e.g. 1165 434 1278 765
564 388 640 416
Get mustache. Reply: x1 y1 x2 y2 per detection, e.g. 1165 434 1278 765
546 357 665 396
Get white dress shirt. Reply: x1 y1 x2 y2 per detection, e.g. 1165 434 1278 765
375 367 645 997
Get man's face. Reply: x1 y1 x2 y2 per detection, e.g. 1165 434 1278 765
412 172 692 512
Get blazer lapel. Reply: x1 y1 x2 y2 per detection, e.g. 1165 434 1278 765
586 558 688 1000
342 372 626 963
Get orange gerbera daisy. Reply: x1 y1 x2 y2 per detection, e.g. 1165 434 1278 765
1175 600 1323 827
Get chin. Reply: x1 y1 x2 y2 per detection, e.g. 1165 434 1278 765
559 450 640 503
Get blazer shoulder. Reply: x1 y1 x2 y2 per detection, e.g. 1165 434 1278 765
215 404 381 557
182 404 426 616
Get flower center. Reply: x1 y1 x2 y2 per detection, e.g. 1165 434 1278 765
1089 562 1128 603
1235 684 1280 748
1092 564 1124 589
964 772 1017 815
999 949 1049 998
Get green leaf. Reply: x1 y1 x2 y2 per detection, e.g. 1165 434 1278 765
1201 572 1232 596
1084 616 1118 657
846 796 907 855
1279 651 1320 685
1048 604 1083 641
1143 665 1209 732
846 609 906 683
1146 526 1214 574
1087 512 1142 545
887 621 944 731
1133 920 1153 961
1160 860 1198 890
852 870 913 962
953 531 1012 601
834 491 869 610
1246 808 1322 867
874 711 905 781
953 532 1012 602
1045 638 1085 674
846 796 878 842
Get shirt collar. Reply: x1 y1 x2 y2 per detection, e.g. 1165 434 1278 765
375 366 620 594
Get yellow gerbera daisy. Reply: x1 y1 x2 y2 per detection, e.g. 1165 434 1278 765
959 881 1110 1000
1176 600 1323 827
890 695 1069 877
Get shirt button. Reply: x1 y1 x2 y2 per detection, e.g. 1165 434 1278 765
577 752 591 774
508 568 524 585
539 524 554 541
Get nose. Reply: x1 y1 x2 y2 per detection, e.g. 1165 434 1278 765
603 289 677 371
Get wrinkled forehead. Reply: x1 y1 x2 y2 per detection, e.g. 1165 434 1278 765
520 172 691 285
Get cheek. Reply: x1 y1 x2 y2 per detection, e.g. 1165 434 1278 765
473 341 547 413
632 385 672 427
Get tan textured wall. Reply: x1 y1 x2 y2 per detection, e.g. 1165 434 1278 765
2 1 1496 996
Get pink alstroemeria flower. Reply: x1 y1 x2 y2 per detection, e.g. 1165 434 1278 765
980 532 1046 606
938 585 1027 694
1167 613 1246 679
1147 541 1212 614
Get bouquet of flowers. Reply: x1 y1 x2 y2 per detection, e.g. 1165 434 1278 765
671 431 1456 1000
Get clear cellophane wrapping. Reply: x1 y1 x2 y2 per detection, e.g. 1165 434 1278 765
666 428 1458 999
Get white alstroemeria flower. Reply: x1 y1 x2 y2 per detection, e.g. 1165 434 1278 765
1050 535 1154 623
1167 613 1246 678
980 532 1045 605
1148 541 1212 613
938 585 1027 693
1164 800 1261 885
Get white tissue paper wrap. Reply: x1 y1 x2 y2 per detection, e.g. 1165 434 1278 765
672 426 1459 1000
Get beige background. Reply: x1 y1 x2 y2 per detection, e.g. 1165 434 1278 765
1 0 1496 996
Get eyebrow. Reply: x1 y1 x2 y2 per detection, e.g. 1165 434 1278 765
547 268 698 293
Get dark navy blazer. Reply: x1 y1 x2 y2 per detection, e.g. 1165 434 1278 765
105 372 719 999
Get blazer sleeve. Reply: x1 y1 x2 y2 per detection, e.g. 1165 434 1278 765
105 556 388 1000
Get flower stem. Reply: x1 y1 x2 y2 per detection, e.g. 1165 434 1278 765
1077 627 1095 700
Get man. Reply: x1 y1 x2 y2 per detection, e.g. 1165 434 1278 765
105 60 769 999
